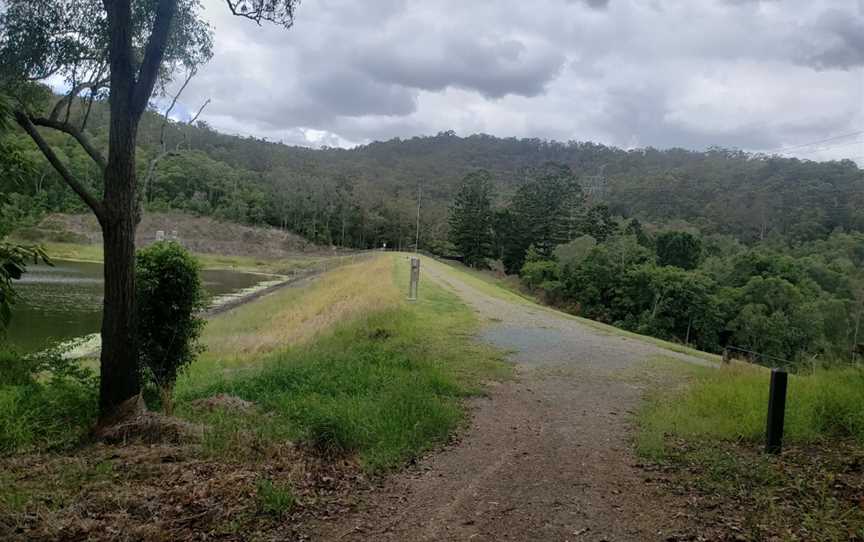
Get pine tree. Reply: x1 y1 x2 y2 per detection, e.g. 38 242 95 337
449 170 495 268
503 163 583 271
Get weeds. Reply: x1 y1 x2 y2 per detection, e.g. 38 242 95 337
256 478 296 516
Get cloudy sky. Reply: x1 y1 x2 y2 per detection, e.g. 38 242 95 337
174 0 864 162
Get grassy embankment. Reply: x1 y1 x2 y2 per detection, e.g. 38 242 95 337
632 358 864 539
1 253 509 537
0 253 509 465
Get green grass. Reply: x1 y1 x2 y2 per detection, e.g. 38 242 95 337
256 478 297 516
0 379 97 454
633 359 864 540
636 360 864 460
176 256 509 472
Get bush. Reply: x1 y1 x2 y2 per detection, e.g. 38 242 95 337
136 242 206 414
520 259 560 290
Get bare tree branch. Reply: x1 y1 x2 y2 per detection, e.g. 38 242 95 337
80 89 97 132
49 78 110 122
162 68 196 124
225 0 298 28
14 110 105 221
189 98 210 124
31 116 108 173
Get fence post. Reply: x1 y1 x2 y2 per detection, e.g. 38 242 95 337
408 257 420 301
765 368 788 454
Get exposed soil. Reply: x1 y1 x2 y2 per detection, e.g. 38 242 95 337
18 212 329 257
308 259 714 541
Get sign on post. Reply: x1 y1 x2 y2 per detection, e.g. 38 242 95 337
408 257 420 301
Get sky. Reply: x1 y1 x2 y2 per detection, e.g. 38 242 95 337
172 0 864 162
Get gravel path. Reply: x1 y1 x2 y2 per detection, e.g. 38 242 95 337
310 258 714 541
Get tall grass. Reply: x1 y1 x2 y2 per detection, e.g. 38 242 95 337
637 361 864 459
0 348 97 453
177 254 508 471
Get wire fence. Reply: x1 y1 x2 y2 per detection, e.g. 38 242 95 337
722 345 792 368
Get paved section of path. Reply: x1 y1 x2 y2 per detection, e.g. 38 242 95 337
311 258 713 541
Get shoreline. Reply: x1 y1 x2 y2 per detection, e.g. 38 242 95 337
63 269 324 359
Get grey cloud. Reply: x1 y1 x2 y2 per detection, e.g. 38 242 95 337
358 35 565 99
801 9 864 70
567 0 610 8
306 70 417 117
595 85 792 152
177 0 863 162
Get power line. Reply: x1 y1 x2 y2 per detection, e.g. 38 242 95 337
764 130 864 155
782 139 864 155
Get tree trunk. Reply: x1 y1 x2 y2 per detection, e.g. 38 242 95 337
98 110 143 418
98 205 141 419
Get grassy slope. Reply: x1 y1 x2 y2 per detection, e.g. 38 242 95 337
1 254 508 469
175 253 509 471
1 253 510 539
427 258 721 363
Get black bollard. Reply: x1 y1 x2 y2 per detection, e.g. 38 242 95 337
765 368 788 454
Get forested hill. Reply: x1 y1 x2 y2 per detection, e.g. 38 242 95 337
2 97 863 252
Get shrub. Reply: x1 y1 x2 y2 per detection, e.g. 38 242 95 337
136 241 206 414
520 259 560 290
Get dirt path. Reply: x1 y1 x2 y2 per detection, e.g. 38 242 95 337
310 259 713 541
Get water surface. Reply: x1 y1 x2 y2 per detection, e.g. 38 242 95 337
3 260 278 353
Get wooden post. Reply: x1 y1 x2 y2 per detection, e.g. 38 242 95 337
765 368 788 454
408 257 420 301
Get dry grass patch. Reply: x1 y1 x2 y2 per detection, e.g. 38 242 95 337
199 255 398 365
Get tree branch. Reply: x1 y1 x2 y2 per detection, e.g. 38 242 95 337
15 110 105 221
132 0 178 114
31 116 108 173
189 98 210 124
49 79 110 122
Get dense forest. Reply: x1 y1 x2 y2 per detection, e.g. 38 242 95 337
2 93 862 364
448 163 864 366
2 94 862 251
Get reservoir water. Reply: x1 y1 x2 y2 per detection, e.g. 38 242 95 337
3 260 278 353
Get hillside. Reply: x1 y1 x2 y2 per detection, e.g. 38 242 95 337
15 212 320 259
1 98 863 252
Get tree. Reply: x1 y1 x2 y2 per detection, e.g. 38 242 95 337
624 218 651 247
0 0 299 422
503 163 583 272
449 170 495 267
582 204 617 242
656 231 702 270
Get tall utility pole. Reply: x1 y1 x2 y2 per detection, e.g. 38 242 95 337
415 184 422 253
